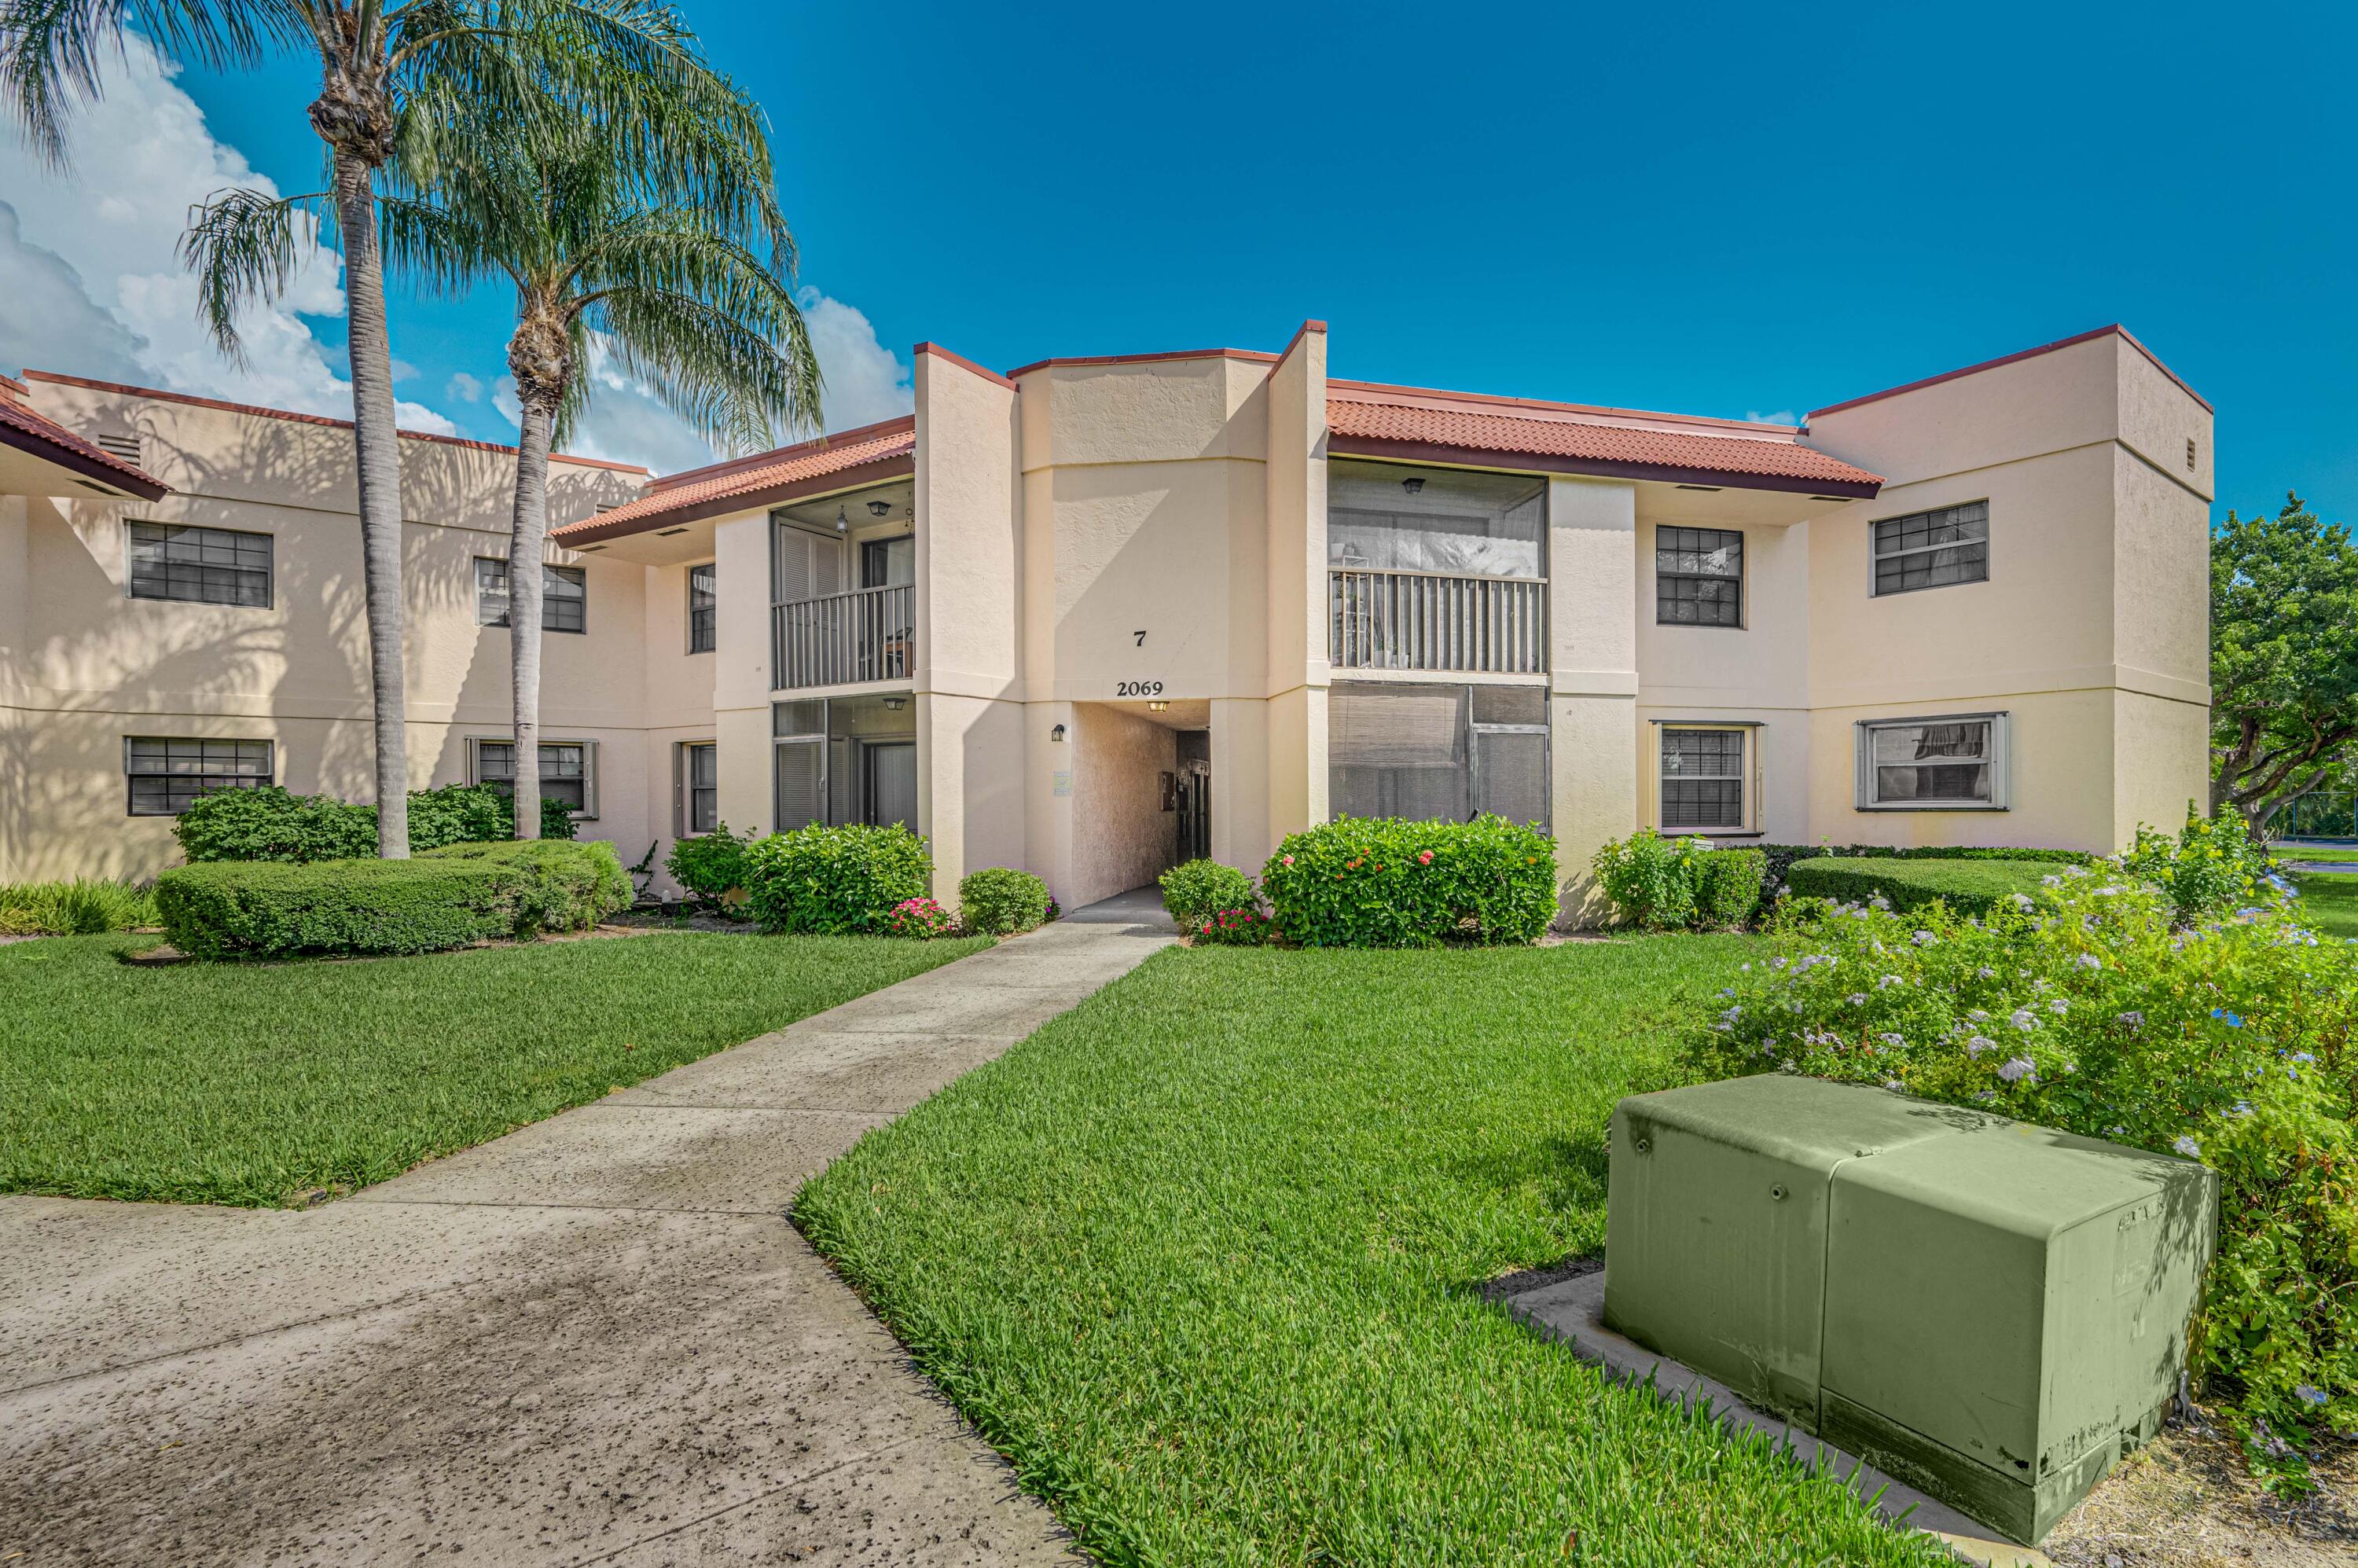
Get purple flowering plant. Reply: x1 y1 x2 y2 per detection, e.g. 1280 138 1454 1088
1682 865 2355 1486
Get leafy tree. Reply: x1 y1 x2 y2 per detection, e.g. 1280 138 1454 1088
2211 492 2358 831
2 0 750 855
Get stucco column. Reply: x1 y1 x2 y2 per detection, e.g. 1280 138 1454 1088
1262 321 1328 859
1548 476 1640 924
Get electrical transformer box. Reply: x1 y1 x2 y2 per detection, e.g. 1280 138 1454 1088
1604 1076 2216 1543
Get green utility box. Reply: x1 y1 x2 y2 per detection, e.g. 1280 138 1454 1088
1604 1077 2216 1544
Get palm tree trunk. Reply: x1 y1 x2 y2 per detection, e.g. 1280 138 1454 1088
332 149 410 858
508 397 555 839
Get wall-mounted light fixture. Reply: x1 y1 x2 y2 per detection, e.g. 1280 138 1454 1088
1148 700 1170 712
867 498 892 516
1401 476 1425 494
882 696 908 711
1049 723 1067 742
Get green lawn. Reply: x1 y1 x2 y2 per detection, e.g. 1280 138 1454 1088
0 931 986 1206
797 938 1956 1566
2272 843 2358 861
2293 872 2358 938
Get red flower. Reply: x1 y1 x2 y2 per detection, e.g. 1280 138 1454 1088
1417 850 1434 865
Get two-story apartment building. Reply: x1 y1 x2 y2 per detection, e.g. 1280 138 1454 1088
0 321 2213 918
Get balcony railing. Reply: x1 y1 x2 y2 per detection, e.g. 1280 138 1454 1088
773 583 914 690
1329 569 1548 674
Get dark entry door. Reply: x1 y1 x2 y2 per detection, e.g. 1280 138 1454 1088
1174 762 1210 861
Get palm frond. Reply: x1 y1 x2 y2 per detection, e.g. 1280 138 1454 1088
178 183 332 362
0 0 296 168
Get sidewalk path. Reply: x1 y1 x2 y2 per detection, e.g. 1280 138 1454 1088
0 898 1175 1566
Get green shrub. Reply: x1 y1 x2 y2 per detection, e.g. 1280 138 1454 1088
0 877 157 936
175 785 372 862
1756 842 2093 905
666 822 755 914
1783 855 2056 918
1261 815 1555 948
175 780 570 862
1159 858 1258 927
959 867 1050 936
1680 871 2356 1486
421 839 630 932
153 839 626 960
2121 801 2285 924
1187 906 1273 946
1692 847 1766 927
741 822 932 935
406 781 577 847
1589 831 1761 930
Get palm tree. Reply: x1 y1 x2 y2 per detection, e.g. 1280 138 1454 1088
385 104 821 837
2 0 759 856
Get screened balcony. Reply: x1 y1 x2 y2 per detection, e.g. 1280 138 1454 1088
1327 460 1548 674
772 482 915 691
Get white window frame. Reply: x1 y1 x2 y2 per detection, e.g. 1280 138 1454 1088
1651 721 1761 836
674 740 718 837
475 557 589 633
1854 712 2009 812
1868 500 1989 598
468 736 600 820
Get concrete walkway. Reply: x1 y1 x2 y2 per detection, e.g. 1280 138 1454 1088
0 905 1175 1566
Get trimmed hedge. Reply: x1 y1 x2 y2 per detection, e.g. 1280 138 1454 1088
1590 830 1763 930
1782 855 2059 917
959 867 1050 936
1757 842 2092 902
741 822 931 935
1261 815 1557 947
176 781 573 863
154 840 630 959
1159 858 1258 927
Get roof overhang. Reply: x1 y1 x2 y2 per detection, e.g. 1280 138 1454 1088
0 391 168 501
1326 431 1880 500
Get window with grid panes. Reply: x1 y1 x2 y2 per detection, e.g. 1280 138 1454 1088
475 558 588 631
681 742 718 834
1655 527 1743 626
123 736 273 814
1659 727 1746 830
473 739 593 816
687 563 716 652
126 522 273 607
1871 501 1988 596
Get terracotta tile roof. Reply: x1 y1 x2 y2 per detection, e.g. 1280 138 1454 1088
552 417 916 544
0 379 168 500
1325 397 1882 495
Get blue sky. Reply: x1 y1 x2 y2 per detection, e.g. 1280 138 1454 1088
1 0 2349 519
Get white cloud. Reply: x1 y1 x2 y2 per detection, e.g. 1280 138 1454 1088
1746 409 1800 427
389 358 419 382
445 370 484 402
0 33 456 436
511 289 914 476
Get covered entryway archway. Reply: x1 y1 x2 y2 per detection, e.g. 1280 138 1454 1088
1060 699 1211 910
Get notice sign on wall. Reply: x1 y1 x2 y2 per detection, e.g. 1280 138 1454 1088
1052 770 1073 798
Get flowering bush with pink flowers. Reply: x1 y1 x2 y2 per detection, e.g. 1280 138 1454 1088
1262 815 1555 948
1159 858 1258 928
885 896 962 939
1679 866 2357 1486
1192 908 1274 946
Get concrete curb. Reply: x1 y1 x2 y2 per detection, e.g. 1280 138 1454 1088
1503 1271 2055 1568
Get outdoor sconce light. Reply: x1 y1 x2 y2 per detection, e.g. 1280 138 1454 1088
1049 723 1067 742
1148 701 1170 712
832 503 849 532
867 498 892 516
882 696 907 711
1401 476 1425 494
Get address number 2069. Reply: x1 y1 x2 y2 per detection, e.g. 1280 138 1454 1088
1116 681 1164 697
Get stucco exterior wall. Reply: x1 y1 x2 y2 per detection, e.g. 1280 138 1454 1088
1067 703 1179 909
